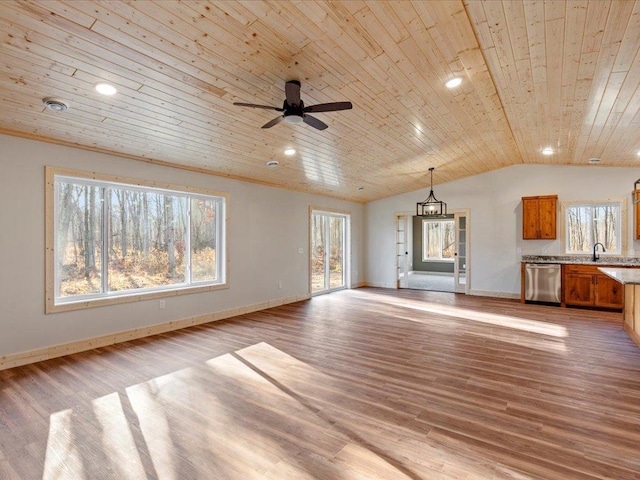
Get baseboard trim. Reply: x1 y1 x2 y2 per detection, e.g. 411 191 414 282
358 284 520 300
0 294 311 371
362 282 397 288
469 289 520 299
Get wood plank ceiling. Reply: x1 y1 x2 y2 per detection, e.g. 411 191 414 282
1 1 639 202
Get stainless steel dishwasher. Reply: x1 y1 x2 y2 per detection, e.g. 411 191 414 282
525 263 561 304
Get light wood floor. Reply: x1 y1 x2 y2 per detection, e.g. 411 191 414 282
2 288 640 479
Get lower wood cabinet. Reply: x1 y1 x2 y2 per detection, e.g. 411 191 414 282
563 264 624 310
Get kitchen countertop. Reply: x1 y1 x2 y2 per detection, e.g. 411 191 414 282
521 255 640 266
598 267 640 285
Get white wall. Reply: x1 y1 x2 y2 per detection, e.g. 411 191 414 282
366 164 640 296
0 134 364 357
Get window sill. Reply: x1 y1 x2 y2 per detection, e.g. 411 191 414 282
46 282 229 314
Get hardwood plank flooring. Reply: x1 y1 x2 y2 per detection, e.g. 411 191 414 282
1 288 640 479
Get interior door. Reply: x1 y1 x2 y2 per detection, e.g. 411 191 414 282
454 211 469 293
311 210 349 295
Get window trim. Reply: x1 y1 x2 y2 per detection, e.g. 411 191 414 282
421 218 455 262
560 198 627 256
45 166 229 313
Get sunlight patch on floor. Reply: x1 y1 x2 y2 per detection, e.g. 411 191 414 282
361 292 568 338
464 328 567 354
43 409 85 480
90 393 147 479
43 393 147 480
41 341 515 479
125 381 179 480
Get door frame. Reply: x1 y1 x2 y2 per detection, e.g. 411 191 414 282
394 209 470 294
395 214 410 288
309 207 351 296
454 209 470 294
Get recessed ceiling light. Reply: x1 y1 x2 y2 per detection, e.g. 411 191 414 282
542 147 554 156
95 83 117 96
637 150 640 157
266 160 279 168
284 148 296 156
357 186 364 191
445 77 462 89
588 157 600 164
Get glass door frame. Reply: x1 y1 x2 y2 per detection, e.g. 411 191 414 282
454 209 470 294
395 214 410 288
393 209 469 294
310 208 351 296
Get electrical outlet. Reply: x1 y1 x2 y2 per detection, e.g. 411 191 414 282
542 248 548 253
516 247 522 254
278 281 283 289
298 247 304 254
159 299 166 309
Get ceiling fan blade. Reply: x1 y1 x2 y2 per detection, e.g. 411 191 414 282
233 102 283 111
285 80 301 106
261 116 285 129
303 101 353 113
303 114 328 130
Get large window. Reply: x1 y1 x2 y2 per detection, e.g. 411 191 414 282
422 220 455 261
564 201 623 255
47 168 227 312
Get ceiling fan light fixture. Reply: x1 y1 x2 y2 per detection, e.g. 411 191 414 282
284 114 303 124
445 77 462 89
417 167 447 217
234 80 351 130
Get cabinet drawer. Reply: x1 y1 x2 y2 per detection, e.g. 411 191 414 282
564 264 599 275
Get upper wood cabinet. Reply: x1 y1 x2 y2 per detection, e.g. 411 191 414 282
635 191 640 240
522 195 557 239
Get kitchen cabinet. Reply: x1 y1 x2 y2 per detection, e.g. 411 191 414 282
635 191 640 240
563 264 624 309
522 195 557 239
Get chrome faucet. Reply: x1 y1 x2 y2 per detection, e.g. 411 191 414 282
593 242 606 261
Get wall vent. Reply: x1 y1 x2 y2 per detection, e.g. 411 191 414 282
42 97 69 112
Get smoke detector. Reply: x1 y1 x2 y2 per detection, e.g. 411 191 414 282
43 97 69 112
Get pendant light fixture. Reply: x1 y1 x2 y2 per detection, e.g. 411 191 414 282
634 178 640 204
417 167 447 216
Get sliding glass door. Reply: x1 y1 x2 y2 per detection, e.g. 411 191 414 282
311 210 349 294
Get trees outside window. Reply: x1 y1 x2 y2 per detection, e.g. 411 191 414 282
565 202 622 254
422 220 455 261
52 172 225 307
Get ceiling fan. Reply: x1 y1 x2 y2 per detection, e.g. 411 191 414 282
233 80 353 130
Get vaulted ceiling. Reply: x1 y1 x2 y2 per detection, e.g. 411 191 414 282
1 1 639 202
